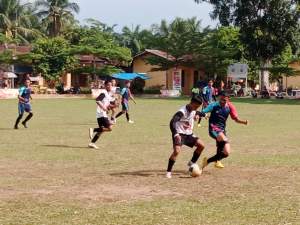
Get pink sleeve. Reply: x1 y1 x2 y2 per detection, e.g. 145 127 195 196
228 102 238 120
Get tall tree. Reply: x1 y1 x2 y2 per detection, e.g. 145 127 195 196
35 0 79 37
194 0 300 88
0 0 41 43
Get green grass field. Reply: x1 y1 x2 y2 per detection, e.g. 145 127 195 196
0 97 299 225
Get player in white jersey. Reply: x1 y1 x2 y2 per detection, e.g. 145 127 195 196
88 80 115 149
166 96 205 178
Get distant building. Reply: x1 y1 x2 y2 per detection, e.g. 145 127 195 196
132 49 205 95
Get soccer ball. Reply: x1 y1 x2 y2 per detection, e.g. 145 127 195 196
189 163 202 177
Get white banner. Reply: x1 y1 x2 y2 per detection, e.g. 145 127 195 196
172 69 182 90
228 63 248 79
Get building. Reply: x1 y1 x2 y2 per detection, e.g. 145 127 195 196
283 61 300 89
132 49 205 95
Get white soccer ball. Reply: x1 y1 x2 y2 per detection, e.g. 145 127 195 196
189 163 202 177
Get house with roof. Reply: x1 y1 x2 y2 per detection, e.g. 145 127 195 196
132 49 205 95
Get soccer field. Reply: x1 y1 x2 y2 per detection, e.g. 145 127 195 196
0 98 299 225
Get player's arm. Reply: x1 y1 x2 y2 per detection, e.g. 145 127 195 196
18 88 26 103
228 102 248 125
129 89 136 104
170 111 184 137
96 93 108 111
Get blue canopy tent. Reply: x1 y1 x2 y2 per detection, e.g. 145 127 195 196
112 73 149 80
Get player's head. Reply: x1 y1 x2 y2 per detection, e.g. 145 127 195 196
104 80 112 92
190 95 203 110
125 80 131 88
219 91 230 106
208 79 214 87
111 79 116 86
24 79 31 87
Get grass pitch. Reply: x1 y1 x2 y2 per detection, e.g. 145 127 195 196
0 97 299 225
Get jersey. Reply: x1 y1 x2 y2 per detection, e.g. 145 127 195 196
96 90 112 118
120 87 130 103
110 86 117 101
202 86 216 105
19 86 31 103
202 101 238 131
172 106 197 135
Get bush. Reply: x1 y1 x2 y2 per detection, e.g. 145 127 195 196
143 85 164 94
80 87 92 94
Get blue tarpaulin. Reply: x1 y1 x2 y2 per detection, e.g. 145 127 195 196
112 73 149 80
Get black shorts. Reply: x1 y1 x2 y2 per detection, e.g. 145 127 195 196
97 117 110 128
172 134 198 148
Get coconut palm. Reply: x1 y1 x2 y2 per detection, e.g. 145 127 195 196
35 0 79 37
0 0 41 43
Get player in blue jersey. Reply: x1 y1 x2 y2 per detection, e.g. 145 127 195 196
200 92 248 169
115 80 136 123
14 79 33 129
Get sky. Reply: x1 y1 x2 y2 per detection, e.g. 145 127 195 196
72 0 218 31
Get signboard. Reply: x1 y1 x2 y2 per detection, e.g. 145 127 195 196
228 63 248 79
172 69 182 90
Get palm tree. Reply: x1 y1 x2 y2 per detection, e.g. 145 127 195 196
35 0 79 37
0 0 41 43
121 25 143 56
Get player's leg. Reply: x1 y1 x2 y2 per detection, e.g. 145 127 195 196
89 118 112 149
14 103 24 129
21 104 33 128
187 136 205 166
166 134 183 178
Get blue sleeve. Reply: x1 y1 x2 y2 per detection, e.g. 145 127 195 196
19 87 25 96
120 88 126 96
202 102 219 113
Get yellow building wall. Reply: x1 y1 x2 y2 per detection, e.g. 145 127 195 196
284 62 300 89
133 58 167 89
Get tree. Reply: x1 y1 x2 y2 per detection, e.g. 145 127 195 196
194 0 300 88
31 37 77 82
35 0 79 37
0 0 41 43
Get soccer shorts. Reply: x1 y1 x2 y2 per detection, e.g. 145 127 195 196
172 134 198 148
97 117 111 128
18 102 31 115
209 128 226 140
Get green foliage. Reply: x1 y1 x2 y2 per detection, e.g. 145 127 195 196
72 65 122 77
31 37 77 81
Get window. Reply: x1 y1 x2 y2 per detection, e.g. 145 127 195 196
181 70 185 88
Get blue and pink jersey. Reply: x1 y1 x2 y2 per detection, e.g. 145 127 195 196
19 86 31 103
121 87 131 103
202 101 238 132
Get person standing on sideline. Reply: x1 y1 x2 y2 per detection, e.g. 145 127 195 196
88 80 115 149
14 79 33 129
166 96 205 178
115 80 136 123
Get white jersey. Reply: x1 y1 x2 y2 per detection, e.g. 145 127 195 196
175 106 196 135
110 86 117 101
96 89 112 118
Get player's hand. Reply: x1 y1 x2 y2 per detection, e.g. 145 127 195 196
194 115 200 121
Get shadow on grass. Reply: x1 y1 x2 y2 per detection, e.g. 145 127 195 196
110 169 189 177
40 144 87 149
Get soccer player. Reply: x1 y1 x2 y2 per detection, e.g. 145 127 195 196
200 91 248 169
115 80 136 124
109 79 119 124
166 96 205 178
14 79 33 129
88 80 115 149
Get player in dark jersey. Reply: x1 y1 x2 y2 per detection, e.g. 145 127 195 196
200 92 248 169
115 80 136 123
14 79 33 129
166 96 205 178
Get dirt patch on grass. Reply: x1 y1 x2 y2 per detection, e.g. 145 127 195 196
0 159 299 204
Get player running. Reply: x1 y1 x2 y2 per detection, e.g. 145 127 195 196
109 79 119 124
166 96 205 178
200 91 248 169
14 79 33 129
115 80 136 124
88 80 115 149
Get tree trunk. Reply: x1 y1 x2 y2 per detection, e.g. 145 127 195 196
259 60 270 91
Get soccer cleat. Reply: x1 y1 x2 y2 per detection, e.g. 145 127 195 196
128 120 134 124
197 123 201 127
88 143 99 149
21 121 28 128
201 157 208 169
166 172 172 178
14 125 18 129
187 161 194 167
215 161 224 169
89 128 94 140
